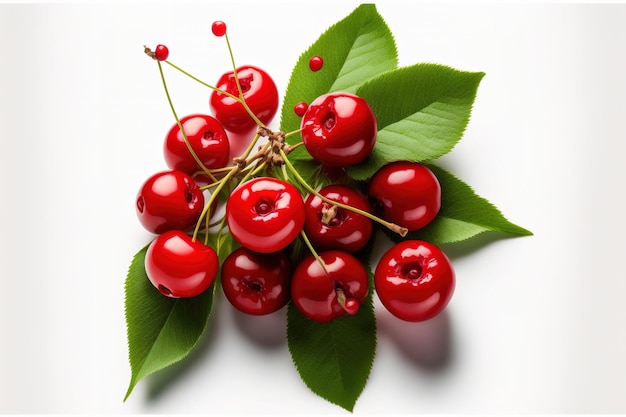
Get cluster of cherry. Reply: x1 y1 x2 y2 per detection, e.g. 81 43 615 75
135 22 455 325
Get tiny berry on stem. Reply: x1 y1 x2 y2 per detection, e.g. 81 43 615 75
154 44 169 61
294 102 308 117
211 21 227 37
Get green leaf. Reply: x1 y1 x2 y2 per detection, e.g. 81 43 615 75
123 243 215 400
401 164 533 245
287 240 376 412
280 3 398 138
347 64 485 180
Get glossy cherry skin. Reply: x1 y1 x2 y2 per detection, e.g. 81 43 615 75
291 251 369 323
368 161 441 231
300 92 377 167
136 170 204 234
303 185 373 253
375 240 455 322
225 177 305 253
221 247 292 315
209 65 279 133
164 114 230 175
154 44 169 61
145 230 219 298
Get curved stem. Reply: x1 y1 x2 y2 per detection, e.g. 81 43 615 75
158 61 213 178
280 149 408 237
299 230 329 276
164 60 239 101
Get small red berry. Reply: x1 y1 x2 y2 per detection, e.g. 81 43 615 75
211 21 227 37
294 102 308 117
154 44 169 61
309 56 324 72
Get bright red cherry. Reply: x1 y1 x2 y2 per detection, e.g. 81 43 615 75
145 230 219 298
211 21 227 37
303 185 373 253
136 170 204 234
225 177 305 253
154 44 169 61
300 92 377 167
368 161 441 231
309 56 324 72
221 247 292 315
291 251 369 323
164 114 230 175
375 240 455 322
209 65 279 133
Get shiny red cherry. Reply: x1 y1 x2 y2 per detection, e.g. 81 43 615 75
375 240 455 322
209 65 279 133
136 170 204 234
145 230 219 298
225 177 305 253
300 92 377 167
211 21 227 37
164 114 230 175
303 185 373 253
291 251 369 323
154 44 169 61
221 247 292 315
368 161 441 231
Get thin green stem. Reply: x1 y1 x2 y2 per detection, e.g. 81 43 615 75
164 60 239 101
299 230 329 276
192 167 238 242
224 33 265 128
158 61 213 178
280 149 408 237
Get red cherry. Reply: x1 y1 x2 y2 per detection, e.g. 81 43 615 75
209 65 279 133
291 251 369 323
164 114 230 175
211 21 227 37
294 102 308 117
375 240 455 322
221 247 292 315
136 170 204 234
145 230 219 298
308 56 324 72
303 185 373 253
368 161 441 231
300 92 377 167
154 44 169 61
225 177 305 253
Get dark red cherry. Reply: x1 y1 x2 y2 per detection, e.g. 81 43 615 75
221 247 292 315
309 56 324 71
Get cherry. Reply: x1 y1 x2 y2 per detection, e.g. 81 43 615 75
303 185 373 253
294 102 308 117
300 92 377 167
221 247 292 315
209 65 279 133
154 44 169 61
308 56 324 72
144 230 219 298
211 21 227 37
368 161 441 231
374 240 455 322
136 170 204 234
291 251 369 323
225 177 305 253
163 114 230 175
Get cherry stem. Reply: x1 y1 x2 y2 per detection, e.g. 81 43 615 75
279 149 408 237
299 230 330 276
157 61 215 180
223 33 266 129
163 60 238 101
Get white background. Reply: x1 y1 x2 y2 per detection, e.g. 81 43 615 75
1 1 625 415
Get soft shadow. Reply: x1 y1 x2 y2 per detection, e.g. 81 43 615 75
231 305 288 349
145 296 223 401
377 306 454 372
